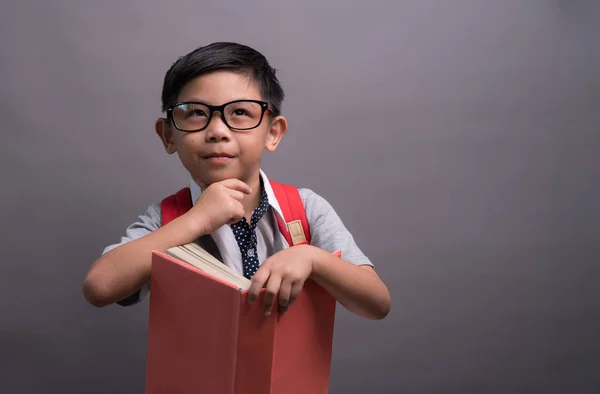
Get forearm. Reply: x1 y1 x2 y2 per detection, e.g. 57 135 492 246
83 216 203 307
308 246 391 320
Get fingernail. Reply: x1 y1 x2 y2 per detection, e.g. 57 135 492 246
264 309 271 316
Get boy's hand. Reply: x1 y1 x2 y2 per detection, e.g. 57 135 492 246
186 178 252 236
247 245 314 316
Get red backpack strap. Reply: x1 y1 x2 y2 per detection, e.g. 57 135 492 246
269 180 311 246
161 187 192 226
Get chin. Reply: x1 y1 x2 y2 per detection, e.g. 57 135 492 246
192 169 244 186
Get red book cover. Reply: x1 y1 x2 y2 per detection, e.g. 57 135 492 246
145 250 338 394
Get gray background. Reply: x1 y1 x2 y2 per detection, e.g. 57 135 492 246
1 1 599 393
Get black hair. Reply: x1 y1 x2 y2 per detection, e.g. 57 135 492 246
161 42 285 116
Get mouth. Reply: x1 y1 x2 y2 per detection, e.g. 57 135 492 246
202 152 235 164
202 152 235 159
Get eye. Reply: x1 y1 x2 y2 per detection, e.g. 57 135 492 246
187 108 207 117
176 104 208 118
231 108 250 117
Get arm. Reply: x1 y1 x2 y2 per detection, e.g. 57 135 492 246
83 178 252 308
82 214 204 308
247 188 391 320
309 246 391 320
247 245 391 320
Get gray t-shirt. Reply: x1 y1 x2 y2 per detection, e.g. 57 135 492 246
103 186 373 306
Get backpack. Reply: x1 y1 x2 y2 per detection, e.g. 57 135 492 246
160 181 311 247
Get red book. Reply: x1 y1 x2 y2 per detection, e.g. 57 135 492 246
145 243 339 394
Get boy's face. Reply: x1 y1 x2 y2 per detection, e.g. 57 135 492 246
155 71 287 188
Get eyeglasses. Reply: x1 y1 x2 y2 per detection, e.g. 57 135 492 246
166 99 270 132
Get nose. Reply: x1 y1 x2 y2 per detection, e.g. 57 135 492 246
204 111 231 142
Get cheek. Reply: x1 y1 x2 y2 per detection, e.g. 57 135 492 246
175 135 200 151
238 135 266 157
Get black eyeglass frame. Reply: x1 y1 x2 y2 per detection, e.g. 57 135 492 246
166 99 270 132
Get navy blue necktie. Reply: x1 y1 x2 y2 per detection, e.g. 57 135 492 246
231 186 269 279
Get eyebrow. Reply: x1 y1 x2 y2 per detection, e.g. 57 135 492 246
178 97 261 104
179 97 207 103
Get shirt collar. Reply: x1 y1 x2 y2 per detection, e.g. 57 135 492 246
189 169 286 224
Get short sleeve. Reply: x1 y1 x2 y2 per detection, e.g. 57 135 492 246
299 189 373 267
101 203 162 306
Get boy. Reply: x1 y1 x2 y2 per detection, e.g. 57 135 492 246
82 42 391 320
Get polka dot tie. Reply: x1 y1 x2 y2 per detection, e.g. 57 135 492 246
231 185 269 279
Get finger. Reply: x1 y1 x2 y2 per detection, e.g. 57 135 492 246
221 178 252 195
263 274 282 316
277 280 292 315
288 280 304 307
226 203 245 224
227 215 243 225
227 189 246 201
223 199 244 223
247 267 270 304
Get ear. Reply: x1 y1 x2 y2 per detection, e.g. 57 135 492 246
264 115 288 152
155 118 177 154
